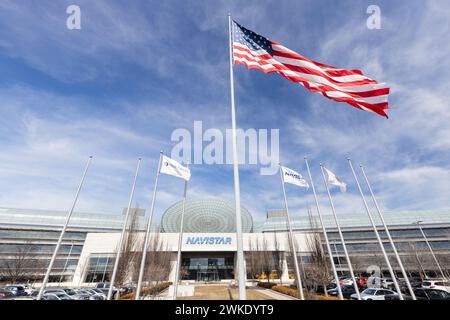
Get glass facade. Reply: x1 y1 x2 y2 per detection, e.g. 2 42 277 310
84 255 114 283
181 253 234 281
161 198 253 233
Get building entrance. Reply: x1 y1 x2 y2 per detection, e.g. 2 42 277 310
181 252 234 282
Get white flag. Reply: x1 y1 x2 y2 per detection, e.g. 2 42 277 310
281 166 309 189
160 156 191 181
324 167 346 193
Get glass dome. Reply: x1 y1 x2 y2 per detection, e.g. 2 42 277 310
160 198 253 233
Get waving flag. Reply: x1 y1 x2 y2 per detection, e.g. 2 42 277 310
324 167 347 193
232 21 390 118
281 166 309 189
160 156 191 181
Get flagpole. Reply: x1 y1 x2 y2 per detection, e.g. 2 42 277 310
414 220 446 280
107 158 142 300
228 13 246 300
347 158 404 299
359 164 417 300
279 165 305 300
173 166 188 300
320 164 361 300
37 156 92 300
135 151 163 300
304 157 343 300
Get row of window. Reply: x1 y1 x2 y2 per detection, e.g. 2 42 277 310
327 240 450 253
326 227 450 241
0 229 87 240
0 258 79 270
0 244 83 254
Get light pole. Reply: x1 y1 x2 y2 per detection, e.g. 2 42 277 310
413 220 446 280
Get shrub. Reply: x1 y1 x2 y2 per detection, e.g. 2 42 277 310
119 282 172 300
257 282 277 289
272 285 300 299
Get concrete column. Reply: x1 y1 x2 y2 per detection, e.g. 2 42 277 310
168 253 178 283
281 252 290 283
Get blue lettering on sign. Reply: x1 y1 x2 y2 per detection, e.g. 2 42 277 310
185 236 232 245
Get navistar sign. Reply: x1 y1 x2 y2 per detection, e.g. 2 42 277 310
186 236 232 245
181 233 237 252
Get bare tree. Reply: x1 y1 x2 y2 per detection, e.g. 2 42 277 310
141 233 172 286
406 242 429 280
304 212 330 296
111 208 141 294
246 238 260 280
261 238 275 282
0 241 45 283
272 233 284 285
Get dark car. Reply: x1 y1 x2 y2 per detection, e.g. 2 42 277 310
385 288 450 300
61 288 77 296
327 285 357 299
399 279 422 293
3 285 27 296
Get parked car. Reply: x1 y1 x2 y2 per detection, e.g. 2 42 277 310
422 280 450 292
385 288 450 300
42 293 72 300
381 278 395 289
72 293 91 300
78 289 106 300
60 288 77 296
39 288 68 295
91 288 107 296
327 285 357 299
0 288 14 299
3 285 27 296
94 283 117 298
399 278 422 293
357 277 367 289
7 283 35 295
351 288 397 300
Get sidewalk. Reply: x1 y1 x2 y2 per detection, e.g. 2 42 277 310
254 288 299 300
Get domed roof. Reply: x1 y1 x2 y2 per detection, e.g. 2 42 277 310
161 198 253 233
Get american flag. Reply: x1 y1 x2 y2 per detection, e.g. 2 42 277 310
232 21 390 118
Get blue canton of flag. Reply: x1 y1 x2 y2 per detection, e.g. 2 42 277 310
232 21 273 55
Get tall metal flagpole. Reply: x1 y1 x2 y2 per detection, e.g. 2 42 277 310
37 156 92 300
304 157 343 300
320 164 361 300
173 167 188 300
347 158 404 299
279 165 305 300
135 151 164 300
359 164 416 300
414 220 446 280
107 158 142 300
228 13 246 300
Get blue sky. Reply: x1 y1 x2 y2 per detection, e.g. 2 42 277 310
0 0 449 222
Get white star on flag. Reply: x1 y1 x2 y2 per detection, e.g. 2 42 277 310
281 166 309 189
324 167 346 193
160 155 191 181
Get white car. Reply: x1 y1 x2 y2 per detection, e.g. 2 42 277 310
341 278 354 286
422 280 450 293
351 288 396 300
